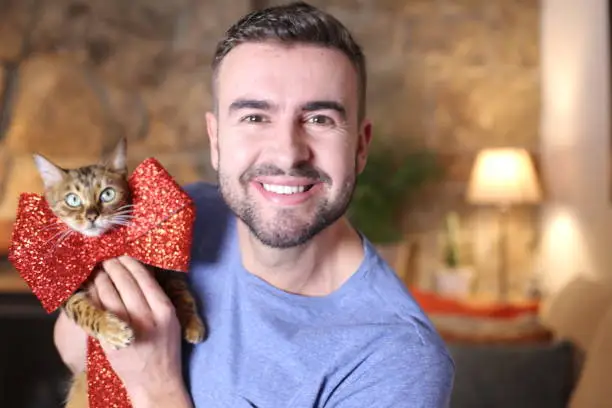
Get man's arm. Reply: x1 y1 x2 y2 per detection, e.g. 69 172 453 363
54 256 193 408
326 343 455 408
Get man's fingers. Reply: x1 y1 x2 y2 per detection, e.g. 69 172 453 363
102 258 154 326
87 273 102 307
116 256 176 324
93 269 128 321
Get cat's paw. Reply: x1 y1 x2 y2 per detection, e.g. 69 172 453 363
184 315 206 344
98 313 134 349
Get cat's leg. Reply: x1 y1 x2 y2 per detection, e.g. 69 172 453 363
155 269 206 344
62 288 134 349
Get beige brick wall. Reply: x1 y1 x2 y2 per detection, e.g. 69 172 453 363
0 0 541 296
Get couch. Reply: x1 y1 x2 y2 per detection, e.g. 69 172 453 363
447 340 577 408
436 275 612 408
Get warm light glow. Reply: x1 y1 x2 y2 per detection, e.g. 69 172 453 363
539 205 595 294
467 148 542 205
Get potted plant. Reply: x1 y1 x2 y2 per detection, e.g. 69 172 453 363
347 139 442 277
435 211 474 298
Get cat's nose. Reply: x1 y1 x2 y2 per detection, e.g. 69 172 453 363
85 210 99 222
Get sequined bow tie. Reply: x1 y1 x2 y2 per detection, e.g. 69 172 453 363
8 157 195 312
7 157 196 408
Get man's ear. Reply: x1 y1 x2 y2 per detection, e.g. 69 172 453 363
356 119 373 175
206 111 219 171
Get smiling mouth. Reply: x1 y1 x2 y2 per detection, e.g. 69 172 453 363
260 183 316 195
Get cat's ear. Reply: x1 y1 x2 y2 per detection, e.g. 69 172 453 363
33 154 66 189
107 137 127 175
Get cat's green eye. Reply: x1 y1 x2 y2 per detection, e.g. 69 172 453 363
99 187 116 203
64 193 82 208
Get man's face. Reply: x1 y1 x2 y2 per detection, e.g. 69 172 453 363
206 42 371 248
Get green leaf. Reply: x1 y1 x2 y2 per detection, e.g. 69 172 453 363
347 139 443 244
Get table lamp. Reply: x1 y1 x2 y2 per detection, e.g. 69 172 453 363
466 148 542 301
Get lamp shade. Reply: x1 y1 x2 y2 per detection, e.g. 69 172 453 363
466 148 541 205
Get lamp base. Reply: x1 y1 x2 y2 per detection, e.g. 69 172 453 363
497 205 510 303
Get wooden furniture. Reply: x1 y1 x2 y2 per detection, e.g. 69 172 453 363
0 256 29 293
0 219 12 257
433 317 553 345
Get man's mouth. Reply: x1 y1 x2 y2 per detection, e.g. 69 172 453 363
260 183 316 195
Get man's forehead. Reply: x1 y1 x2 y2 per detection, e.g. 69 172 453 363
216 42 358 104
220 41 347 65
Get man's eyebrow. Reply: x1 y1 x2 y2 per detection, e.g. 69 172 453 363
301 101 346 119
228 99 271 112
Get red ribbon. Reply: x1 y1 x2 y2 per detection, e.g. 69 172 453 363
8 157 195 407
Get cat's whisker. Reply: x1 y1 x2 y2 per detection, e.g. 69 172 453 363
111 214 134 219
110 219 132 224
111 213 134 218
40 221 66 232
50 229 74 252
112 211 134 217
109 220 133 228
111 215 134 221
114 206 135 213
44 227 71 246
111 217 133 223
111 220 134 226
110 213 133 219
109 221 133 227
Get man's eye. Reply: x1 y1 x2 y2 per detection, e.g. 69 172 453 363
241 114 266 123
306 115 334 126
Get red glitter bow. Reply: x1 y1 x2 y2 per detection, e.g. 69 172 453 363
8 157 196 408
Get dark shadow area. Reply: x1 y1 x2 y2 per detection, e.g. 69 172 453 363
0 292 71 408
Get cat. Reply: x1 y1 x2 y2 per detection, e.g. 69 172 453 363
32 137 206 408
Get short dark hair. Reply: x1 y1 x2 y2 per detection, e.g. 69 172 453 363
211 1 367 122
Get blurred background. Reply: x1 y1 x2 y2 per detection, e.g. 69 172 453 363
0 0 610 407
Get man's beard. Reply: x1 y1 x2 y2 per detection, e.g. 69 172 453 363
217 161 356 249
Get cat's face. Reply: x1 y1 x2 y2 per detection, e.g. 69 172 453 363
33 139 131 237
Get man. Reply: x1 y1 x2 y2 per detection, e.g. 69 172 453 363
54 2 455 407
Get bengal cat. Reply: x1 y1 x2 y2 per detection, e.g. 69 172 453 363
32 138 205 407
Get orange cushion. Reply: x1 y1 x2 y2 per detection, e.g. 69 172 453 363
410 287 540 319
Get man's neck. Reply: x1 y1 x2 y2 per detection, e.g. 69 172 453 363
236 217 365 297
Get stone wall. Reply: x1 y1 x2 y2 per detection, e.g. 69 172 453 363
0 0 541 296
0 0 251 221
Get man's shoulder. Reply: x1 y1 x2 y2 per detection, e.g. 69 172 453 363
181 181 235 262
183 181 224 208
355 241 453 359
322 261 456 407
329 251 456 406
182 181 231 223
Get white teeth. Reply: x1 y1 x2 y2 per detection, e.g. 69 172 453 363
262 184 306 195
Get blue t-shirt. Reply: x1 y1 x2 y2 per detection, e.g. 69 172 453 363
183 182 455 407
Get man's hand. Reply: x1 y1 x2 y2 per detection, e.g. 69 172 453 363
54 303 87 374
92 256 193 408
54 256 193 408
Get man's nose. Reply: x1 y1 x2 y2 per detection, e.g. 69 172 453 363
274 123 312 166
